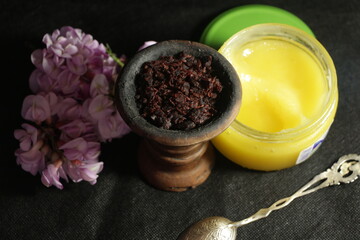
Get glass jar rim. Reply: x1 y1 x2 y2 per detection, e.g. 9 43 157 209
220 23 338 142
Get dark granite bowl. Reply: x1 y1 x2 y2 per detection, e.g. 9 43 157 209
115 40 241 146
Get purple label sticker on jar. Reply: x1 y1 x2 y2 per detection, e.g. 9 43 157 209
296 130 329 165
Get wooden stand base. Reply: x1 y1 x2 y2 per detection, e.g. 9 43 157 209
138 139 215 192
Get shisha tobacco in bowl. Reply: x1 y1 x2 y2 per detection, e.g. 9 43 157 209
135 51 223 131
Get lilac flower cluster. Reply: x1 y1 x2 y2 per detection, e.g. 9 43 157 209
14 26 130 189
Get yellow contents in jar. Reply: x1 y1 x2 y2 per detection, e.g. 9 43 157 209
212 24 338 171
232 39 326 132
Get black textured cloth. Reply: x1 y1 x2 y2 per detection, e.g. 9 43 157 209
1 0 360 239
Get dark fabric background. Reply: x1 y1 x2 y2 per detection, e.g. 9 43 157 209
1 0 359 239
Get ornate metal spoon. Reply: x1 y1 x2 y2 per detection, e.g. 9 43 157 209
177 154 360 240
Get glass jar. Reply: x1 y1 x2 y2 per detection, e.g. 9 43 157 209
212 23 338 171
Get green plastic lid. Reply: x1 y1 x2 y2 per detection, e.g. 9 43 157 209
200 4 315 49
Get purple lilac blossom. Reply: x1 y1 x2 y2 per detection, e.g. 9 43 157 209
14 123 39 151
21 95 51 123
41 163 64 189
63 160 103 185
15 139 46 176
138 41 157 51
59 137 100 162
97 111 130 141
14 26 131 189
56 98 83 121
58 119 96 141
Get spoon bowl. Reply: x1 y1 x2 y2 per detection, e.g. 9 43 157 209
177 216 236 240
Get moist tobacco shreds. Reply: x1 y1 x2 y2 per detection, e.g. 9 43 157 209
135 52 223 130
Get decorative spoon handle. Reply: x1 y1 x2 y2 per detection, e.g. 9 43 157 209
230 154 360 228
177 154 360 240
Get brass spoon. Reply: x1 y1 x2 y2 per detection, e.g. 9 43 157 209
177 154 360 240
